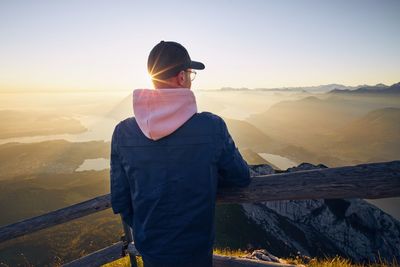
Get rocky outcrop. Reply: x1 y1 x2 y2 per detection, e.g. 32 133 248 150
243 249 296 265
240 163 400 263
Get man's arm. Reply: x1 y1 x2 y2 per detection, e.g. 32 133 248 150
217 119 251 188
110 124 134 227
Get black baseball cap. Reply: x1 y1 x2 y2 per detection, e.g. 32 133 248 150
147 41 205 80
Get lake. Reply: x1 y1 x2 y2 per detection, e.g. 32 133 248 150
75 158 110 172
258 153 299 170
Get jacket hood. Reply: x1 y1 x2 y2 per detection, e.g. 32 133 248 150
133 88 197 141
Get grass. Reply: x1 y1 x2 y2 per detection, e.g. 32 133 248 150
102 256 142 267
285 255 399 267
103 252 399 267
213 247 247 257
102 248 246 267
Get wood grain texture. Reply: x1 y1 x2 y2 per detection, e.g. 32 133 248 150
0 194 110 243
217 160 400 203
63 241 124 267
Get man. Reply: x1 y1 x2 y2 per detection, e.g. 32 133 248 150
110 41 251 267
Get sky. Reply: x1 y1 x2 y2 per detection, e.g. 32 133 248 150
0 0 399 92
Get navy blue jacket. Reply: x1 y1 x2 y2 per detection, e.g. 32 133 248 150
110 111 250 264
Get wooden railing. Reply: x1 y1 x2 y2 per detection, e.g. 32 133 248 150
0 161 399 266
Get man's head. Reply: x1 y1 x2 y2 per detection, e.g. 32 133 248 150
147 41 205 89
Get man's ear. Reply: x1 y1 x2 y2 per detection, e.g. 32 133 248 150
177 70 186 86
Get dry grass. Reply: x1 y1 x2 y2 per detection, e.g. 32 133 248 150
102 248 247 267
103 252 399 267
102 256 142 267
213 248 248 257
285 255 399 267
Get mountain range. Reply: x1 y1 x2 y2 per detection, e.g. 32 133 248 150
246 95 400 165
329 82 400 95
217 84 354 93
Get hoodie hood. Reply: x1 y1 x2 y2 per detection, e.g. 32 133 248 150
133 88 197 141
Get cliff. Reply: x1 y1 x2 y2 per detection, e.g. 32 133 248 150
227 163 400 263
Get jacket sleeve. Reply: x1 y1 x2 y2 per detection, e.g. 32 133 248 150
110 124 133 227
216 118 251 188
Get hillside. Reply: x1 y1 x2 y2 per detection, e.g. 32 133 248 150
336 107 400 142
246 96 362 160
0 169 111 226
0 139 110 180
329 107 400 162
224 118 279 152
0 140 118 266
0 109 86 139
246 95 400 166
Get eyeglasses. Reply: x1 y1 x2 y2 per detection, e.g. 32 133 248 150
185 70 197 81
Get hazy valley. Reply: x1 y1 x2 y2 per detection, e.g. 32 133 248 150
0 83 399 265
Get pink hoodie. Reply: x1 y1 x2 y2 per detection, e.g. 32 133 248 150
133 88 198 141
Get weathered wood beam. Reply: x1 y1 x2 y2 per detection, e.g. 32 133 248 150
0 194 111 243
1 161 399 244
63 241 124 267
217 160 400 203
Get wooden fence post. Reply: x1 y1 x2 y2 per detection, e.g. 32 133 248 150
120 215 138 267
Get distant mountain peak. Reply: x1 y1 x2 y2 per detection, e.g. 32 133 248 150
328 82 400 95
374 83 388 87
